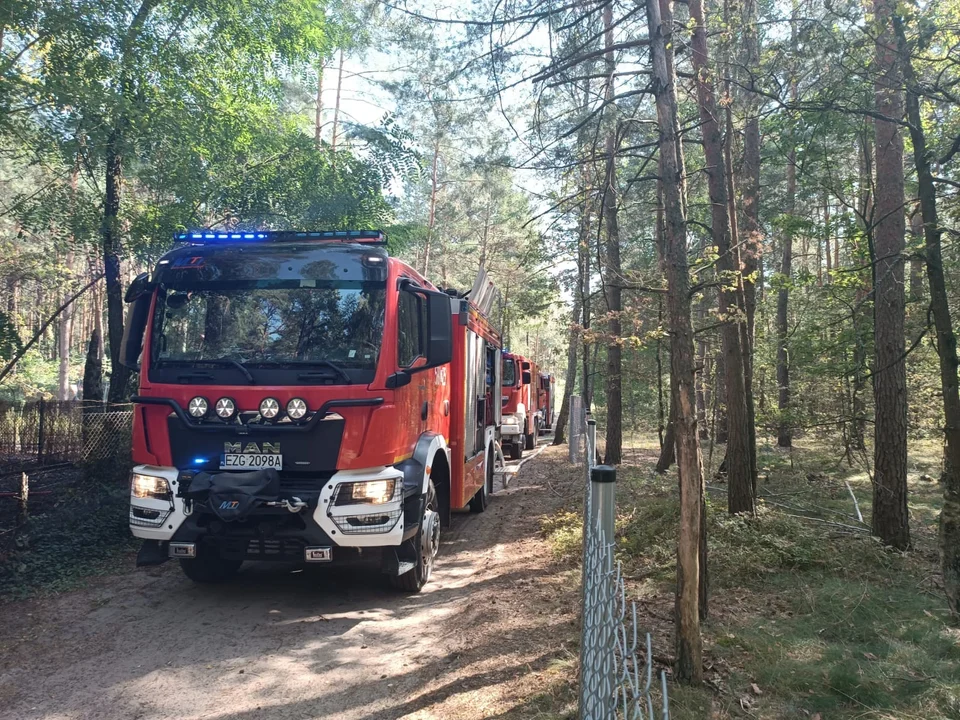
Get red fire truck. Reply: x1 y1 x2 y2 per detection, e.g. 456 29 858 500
119 230 502 592
500 352 539 459
538 372 555 434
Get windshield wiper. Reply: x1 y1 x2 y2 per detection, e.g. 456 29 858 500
192 357 256 384
298 360 352 385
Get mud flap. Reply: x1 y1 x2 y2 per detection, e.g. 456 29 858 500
136 540 169 567
380 545 418 576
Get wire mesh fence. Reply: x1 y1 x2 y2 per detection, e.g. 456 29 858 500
0 400 133 468
572 398 670 720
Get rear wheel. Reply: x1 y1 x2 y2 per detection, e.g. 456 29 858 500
179 545 242 584
391 480 439 592
470 448 493 511
525 421 538 450
509 440 523 460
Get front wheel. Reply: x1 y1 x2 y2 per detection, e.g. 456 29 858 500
509 440 523 460
391 480 439 592
179 545 243 584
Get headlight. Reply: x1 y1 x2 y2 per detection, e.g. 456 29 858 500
259 397 280 419
187 396 208 418
335 479 398 506
215 397 236 419
286 397 307 420
131 473 172 500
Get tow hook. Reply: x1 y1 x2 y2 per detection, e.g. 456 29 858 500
264 497 307 513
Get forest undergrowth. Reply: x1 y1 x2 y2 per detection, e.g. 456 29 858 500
541 434 960 719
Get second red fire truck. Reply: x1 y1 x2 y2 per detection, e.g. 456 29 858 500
500 352 540 459
120 229 502 592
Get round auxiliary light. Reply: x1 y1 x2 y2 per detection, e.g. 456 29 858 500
214 397 236 419
187 396 209 418
259 397 280 420
286 397 308 420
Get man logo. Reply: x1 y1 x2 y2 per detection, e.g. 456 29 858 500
224 442 280 454
219 500 240 510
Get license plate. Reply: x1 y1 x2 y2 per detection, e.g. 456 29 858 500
220 453 283 470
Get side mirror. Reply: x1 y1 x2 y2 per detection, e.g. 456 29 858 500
522 371 531 385
522 361 531 370
120 288 152 370
424 290 453 367
401 283 453 371
124 272 151 303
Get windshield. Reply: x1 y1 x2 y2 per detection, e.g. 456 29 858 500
152 281 386 370
503 358 516 387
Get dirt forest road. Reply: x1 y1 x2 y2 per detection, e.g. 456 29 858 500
0 444 580 720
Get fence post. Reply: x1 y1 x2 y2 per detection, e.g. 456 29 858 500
590 465 616 547
18 472 29 526
36 399 46 464
586 418 596 472
569 395 582 464
579 463 618 720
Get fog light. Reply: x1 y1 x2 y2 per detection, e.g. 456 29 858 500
259 397 280 419
187 396 208 418
215 397 236 419
286 397 307 420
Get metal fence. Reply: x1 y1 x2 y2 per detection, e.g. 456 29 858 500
573 399 670 720
0 400 133 468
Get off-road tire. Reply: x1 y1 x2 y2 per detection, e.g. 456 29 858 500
391 480 439 592
179 546 243 584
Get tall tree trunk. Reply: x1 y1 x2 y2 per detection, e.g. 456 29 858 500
331 47 344 152
656 186 676 473
824 199 832 279
601 1 622 466
102 0 158 404
777 14 798 449
871 2 910 549
656 388 677 473
556 137 593 445
553 293 580 447
895 16 960 612
688 0 753 514
314 62 324 147
422 137 441 276
83 328 103 404
647 0 704 683
58 252 76 401
102 133 131 403
738 0 761 492
909 209 925 304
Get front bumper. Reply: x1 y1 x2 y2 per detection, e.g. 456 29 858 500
129 464 409 552
501 415 522 439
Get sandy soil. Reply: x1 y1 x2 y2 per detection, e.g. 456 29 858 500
0 444 581 720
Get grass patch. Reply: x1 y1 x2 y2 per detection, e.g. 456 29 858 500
545 435 960 718
0 481 136 599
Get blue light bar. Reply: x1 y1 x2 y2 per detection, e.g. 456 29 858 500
175 229 386 245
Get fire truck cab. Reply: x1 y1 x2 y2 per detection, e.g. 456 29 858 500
119 230 501 592
500 352 538 460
